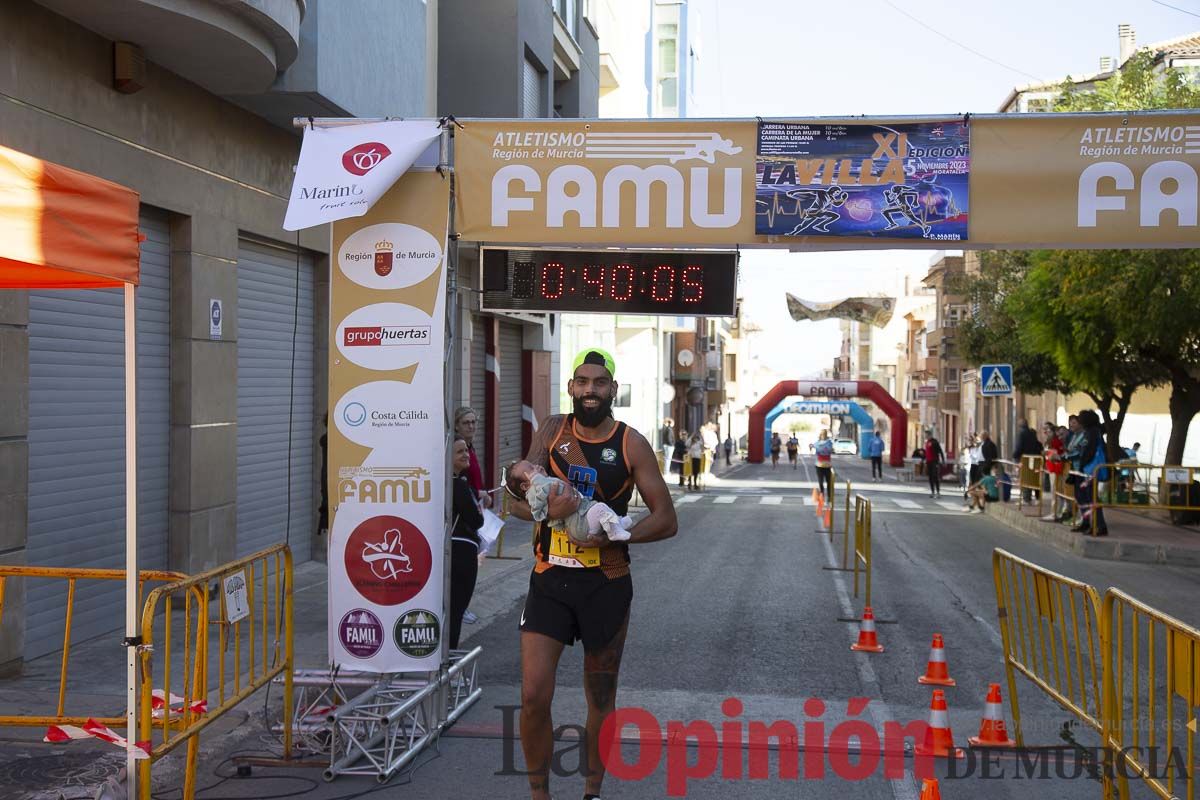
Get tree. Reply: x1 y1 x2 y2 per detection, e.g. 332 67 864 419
954 251 1074 396
1014 253 1170 460
1053 51 1200 113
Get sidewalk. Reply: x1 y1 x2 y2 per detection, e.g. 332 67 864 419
0 515 543 799
988 498 1200 566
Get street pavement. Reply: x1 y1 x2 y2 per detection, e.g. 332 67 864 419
8 453 1198 799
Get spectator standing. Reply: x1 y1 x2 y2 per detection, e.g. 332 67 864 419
1073 410 1109 536
687 432 704 490
1040 423 1065 521
454 406 493 510
978 431 998 477
867 431 886 481
1012 419 1043 502
924 435 945 498
1061 415 1085 524
449 436 483 649
670 435 687 488
723 435 734 466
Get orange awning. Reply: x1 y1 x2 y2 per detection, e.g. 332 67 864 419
0 144 140 288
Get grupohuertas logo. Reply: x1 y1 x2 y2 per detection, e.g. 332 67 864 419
342 142 392 176
394 609 440 658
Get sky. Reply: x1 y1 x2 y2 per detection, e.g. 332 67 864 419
682 0 1200 379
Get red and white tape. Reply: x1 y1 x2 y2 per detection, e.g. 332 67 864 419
151 689 207 719
44 718 151 759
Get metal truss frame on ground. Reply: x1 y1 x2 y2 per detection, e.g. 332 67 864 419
274 648 482 783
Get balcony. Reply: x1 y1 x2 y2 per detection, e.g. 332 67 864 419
37 0 303 95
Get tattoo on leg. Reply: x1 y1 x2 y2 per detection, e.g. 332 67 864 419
585 671 618 710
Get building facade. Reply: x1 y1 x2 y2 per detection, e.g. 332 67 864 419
439 0 600 492
0 0 589 673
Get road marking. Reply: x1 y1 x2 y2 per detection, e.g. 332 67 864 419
937 501 964 511
713 495 737 504
819 521 920 800
803 497 816 506
892 498 922 509
759 496 782 505
677 495 701 504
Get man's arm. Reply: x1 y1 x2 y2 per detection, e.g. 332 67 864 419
621 429 677 545
507 415 580 522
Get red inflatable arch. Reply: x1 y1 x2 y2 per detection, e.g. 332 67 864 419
748 380 907 467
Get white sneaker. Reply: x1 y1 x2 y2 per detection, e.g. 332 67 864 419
972 507 985 514
1039 514 1057 522
962 505 973 513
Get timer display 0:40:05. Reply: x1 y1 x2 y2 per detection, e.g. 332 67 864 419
510 261 705 304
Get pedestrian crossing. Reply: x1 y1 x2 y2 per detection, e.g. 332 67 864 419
669 491 967 514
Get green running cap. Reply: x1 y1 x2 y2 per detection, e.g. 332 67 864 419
572 347 616 378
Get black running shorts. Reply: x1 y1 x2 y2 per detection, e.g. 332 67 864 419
520 568 632 652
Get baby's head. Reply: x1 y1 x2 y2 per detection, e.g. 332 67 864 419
506 460 546 495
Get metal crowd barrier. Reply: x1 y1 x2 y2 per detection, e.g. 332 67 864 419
821 492 870 607
137 544 294 800
0 566 191 729
1093 464 1200 532
1017 455 1044 513
1103 589 1200 800
991 549 1105 743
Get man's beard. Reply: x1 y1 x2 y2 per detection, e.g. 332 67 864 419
573 394 613 427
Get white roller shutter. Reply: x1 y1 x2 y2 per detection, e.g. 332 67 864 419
522 57 545 118
469 315 487 475
236 239 314 562
497 322 523 470
25 207 171 658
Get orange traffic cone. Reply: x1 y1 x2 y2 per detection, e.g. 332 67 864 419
919 777 942 799
968 683 1017 748
811 487 820 504
918 634 956 686
915 689 963 759
823 505 832 530
850 606 884 652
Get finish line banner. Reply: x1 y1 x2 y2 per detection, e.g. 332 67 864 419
327 171 450 673
453 113 1200 249
755 120 970 240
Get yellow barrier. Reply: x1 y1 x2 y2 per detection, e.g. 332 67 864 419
0 566 191 729
852 495 872 606
1093 464 1200 534
1103 588 1200 800
991 549 1105 744
138 544 294 800
1018 455 1044 514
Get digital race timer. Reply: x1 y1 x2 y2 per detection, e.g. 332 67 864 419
479 247 738 316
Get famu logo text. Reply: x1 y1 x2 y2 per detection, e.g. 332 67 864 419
338 466 433 504
491 131 744 230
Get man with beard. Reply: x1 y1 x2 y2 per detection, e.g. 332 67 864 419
508 348 678 800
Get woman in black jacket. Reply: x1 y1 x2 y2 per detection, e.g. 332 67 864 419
450 435 484 648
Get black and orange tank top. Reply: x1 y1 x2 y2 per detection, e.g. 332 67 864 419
534 415 634 579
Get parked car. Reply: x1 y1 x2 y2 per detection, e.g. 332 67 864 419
833 438 857 455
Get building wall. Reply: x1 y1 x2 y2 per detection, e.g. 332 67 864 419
0 0 438 669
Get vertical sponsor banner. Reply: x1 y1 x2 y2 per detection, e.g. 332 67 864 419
756 120 970 240
327 170 451 672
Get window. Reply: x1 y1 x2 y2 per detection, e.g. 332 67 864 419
556 0 578 41
655 3 679 116
615 383 632 407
